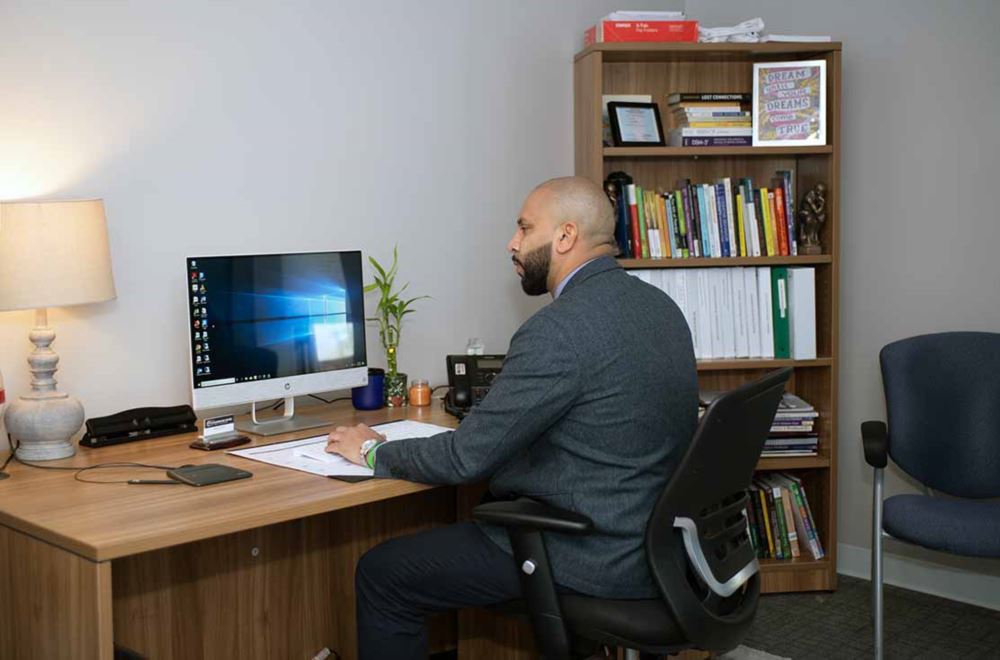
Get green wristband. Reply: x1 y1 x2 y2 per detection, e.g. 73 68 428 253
364 442 382 469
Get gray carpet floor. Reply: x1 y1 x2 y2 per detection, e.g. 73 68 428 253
741 574 1000 659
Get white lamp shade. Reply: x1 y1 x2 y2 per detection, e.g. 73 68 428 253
0 199 116 311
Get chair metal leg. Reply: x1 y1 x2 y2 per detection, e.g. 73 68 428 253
872 468 884 660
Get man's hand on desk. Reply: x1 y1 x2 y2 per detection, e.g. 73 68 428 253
326 423 386 467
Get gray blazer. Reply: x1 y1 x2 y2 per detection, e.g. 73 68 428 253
375 256 697 598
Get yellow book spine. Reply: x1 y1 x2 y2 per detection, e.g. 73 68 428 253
735 192 747 257
684 121 753 128
643 191 659 258
657 193 671 258
758 488 775 557
760 187 776 256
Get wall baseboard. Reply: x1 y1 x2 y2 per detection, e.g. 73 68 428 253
837 542 1000 611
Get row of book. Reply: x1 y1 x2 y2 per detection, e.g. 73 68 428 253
630 267 817 360
748 473 825 561
766 393 818 457
668 92 752 147
606 171 799 260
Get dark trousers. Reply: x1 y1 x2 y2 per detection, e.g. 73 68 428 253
356 521 523 660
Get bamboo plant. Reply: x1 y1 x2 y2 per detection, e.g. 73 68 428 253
365 247 428 405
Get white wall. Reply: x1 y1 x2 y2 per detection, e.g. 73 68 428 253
0 1 677 420
687 0 1000 608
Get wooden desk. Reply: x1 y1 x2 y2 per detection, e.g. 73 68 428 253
0 402 478 659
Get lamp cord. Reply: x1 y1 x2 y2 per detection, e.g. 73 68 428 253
5 432 180 484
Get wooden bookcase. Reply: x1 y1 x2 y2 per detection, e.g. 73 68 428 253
574 42 842 594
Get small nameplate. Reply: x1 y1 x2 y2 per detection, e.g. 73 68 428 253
204 414 235 438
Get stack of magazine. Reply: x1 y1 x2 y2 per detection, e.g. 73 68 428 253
699 391 818 457
764 393 818 457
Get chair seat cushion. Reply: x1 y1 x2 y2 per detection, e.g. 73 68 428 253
883 494 1000 558
559 595 686 650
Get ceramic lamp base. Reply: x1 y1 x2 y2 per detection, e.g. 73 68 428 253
5 310 84 461
4 392 83 460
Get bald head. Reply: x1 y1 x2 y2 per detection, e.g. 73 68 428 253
532 177 616 250
508 175 620 297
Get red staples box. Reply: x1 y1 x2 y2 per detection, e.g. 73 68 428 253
584 20 699 46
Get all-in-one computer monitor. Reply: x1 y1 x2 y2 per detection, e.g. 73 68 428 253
185 250 368 435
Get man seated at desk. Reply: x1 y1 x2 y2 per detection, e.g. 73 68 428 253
327 176 697 660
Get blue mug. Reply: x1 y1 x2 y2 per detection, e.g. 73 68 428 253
352 368 385 410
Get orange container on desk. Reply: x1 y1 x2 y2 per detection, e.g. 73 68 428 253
408 379 431 406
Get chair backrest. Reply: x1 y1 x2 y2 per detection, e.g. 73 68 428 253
880 331 1000 498
645 368 791 652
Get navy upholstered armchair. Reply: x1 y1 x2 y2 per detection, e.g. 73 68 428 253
863 332 1000 660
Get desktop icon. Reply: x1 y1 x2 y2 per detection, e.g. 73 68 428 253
199 284 206 294
202 342 210 351
196 355 203 364
204 366 211 375
196 367 204 376
194 319 201 329
190 272 198 281
200 295 207 304
195 343 202 353
202 330 209 340
199 272 205 281
195 331 201 340
203 355 210 364
200 307 207 316
191 260 197 268
192 284 198 292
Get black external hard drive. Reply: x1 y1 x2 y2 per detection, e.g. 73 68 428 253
166 463 252 486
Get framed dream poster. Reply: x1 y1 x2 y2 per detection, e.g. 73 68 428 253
752 60 826 146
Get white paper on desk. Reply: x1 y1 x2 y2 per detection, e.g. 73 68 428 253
227 420 453 478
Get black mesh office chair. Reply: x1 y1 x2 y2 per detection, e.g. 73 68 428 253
474 368 792 659
863 332 1000 660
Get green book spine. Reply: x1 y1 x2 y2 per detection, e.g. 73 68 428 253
673 191 690 258
764 485 783 559
635 185 650 259
771 485 792 559
771 266 791 358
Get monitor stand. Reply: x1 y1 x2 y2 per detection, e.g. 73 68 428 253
236 397 330 437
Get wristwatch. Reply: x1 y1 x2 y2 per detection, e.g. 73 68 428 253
360 438 383 469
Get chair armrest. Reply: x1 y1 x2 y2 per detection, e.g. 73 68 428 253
474 498 585 660
473 498 594 535
862 420 889 468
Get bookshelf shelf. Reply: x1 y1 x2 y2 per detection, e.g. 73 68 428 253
619 255 832 269
605 146 834 158
760 557 830 572
576 42 841 594
697 358 833 372
757 455 831 471
576 42 842 63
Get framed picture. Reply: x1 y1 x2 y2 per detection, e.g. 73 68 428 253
752 60 826 146
608 101 665 147
601 94 652 146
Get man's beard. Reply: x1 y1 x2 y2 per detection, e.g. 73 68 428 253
514 242 551 296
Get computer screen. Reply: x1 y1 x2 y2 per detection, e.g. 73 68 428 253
186 250 367 410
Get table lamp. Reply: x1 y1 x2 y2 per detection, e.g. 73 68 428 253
0 200 116 460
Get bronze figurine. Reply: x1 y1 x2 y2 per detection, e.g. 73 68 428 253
798 182 827 255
